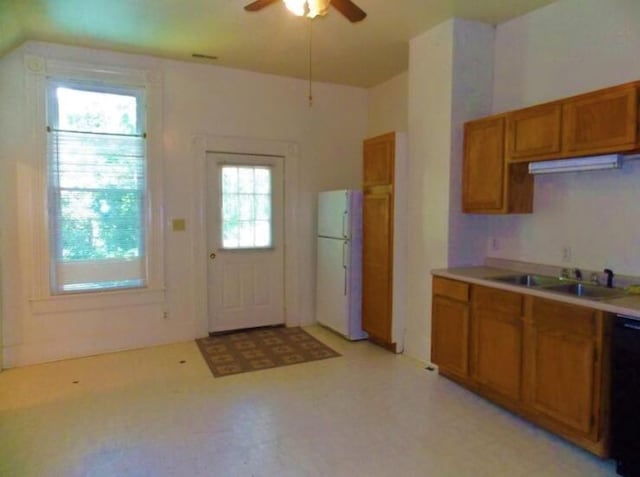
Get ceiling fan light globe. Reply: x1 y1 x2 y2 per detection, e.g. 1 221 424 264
283 0 306 16
283 0 330 18
307 0 330 17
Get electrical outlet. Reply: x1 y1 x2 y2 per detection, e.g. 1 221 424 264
490 237 499 251
163 311 169 319
562 246 572 263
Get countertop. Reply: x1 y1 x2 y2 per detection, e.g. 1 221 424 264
432 266 640 319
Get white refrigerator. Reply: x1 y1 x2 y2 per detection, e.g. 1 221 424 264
315 190 366 340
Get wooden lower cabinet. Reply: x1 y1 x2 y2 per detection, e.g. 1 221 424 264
471 286 523 402
362 132 398 350
522 297 609 453
431 279 610 457
431 278 470 380
362 187 393 346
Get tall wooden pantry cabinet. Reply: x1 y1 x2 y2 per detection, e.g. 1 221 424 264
362 132 407 352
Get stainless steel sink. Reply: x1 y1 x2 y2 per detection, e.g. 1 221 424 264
543 282 628 300
489 274 565 287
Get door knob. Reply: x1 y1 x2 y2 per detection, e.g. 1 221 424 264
209 252 217 260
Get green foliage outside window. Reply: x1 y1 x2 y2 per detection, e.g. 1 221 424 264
52 86 144 262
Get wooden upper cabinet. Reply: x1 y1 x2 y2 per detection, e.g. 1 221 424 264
471 286 523 401
363 132 395 187
507 103 562 162
463 81 640 215
525 298 601 438
463 115 533 214
563 83 638 155
463 116 506 212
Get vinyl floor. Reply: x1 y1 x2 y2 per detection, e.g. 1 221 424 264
0 326 618 476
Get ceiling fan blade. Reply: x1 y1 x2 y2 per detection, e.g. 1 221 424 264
330 0 366 22
244 0 280 12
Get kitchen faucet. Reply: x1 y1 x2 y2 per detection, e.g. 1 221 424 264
604 268 614 288
574 268 583 281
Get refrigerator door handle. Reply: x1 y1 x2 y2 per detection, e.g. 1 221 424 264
342 210 348 238
342 242 348 296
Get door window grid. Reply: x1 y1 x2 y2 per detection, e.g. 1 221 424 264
220 165 272 249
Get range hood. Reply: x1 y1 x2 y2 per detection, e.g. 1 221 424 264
528 154 623 175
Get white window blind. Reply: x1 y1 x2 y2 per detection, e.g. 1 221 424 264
47 82 147 293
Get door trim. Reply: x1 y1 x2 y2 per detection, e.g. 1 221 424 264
192 135 300 337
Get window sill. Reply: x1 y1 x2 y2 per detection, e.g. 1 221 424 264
29 287 166 315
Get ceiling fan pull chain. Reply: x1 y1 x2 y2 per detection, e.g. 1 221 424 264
308 17 313 107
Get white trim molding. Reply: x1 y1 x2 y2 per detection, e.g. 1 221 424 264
22 54 166 312
30 288 166 315
191 135 300 338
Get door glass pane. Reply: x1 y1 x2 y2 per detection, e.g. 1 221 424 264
220 165 273 249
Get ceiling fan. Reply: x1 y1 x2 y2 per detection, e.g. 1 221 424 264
244 0 367 23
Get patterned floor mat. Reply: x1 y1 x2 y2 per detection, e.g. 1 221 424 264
196 327 340 377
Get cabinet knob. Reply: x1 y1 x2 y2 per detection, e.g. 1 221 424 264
209 252 217 260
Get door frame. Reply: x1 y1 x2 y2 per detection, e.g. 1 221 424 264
192 135 300 337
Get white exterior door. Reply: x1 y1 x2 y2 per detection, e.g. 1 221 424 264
206 152 285 332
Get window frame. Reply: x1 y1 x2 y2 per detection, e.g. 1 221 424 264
46 79 149 294
24 55 165 310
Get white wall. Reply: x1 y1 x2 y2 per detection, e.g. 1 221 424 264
0 52 18 370
0 41 368 367
488 0 640 276
406 19 494 362
0 50 24 370
448 21 495 268
367 72 408 137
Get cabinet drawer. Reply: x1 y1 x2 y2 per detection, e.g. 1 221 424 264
433 277 469 303
472 285 523 316
532 298 597 337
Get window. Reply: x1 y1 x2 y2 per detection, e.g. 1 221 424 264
47 80 147 293
220 165 272 249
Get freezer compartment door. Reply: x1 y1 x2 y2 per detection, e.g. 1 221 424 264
318 190 349 239
315 237 349 336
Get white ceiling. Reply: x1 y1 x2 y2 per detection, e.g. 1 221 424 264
0 0 556 87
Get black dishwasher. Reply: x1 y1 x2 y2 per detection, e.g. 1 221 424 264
611 314 640 477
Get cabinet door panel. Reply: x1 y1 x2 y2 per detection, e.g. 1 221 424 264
531 330 595 435
362 192 393 343
472 286 523 401
527 298 600 437
463 116 506 212
363 132 395 187
473 312 522 400
432 296 469 379
563 85 638 154
507 103 562 161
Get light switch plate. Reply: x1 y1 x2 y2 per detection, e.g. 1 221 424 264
172 219 186 231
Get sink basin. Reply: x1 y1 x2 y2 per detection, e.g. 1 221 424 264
543 283 628 300
489 274 565 287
